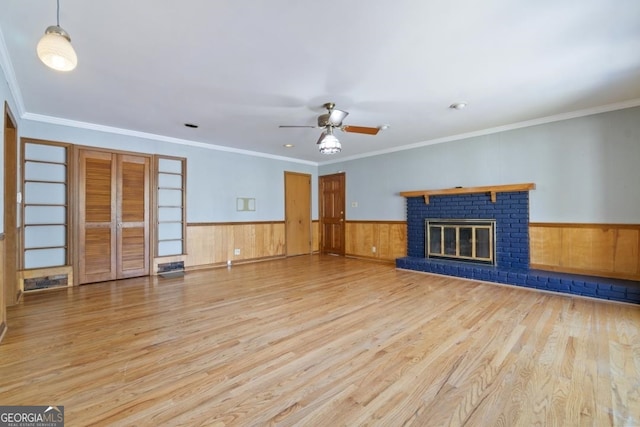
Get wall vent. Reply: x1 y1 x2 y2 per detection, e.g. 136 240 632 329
158 261 184 273
24 274 68 291
158 261 185 278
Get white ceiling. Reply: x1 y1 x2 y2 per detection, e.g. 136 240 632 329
1 0 639 164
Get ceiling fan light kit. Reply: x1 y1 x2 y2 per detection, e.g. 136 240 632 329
37 0 77 71
280 102 381 155
318 129 341 154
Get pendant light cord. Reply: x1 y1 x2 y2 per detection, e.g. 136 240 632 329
56 0 60 26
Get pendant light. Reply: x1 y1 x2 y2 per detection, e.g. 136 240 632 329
318 128 341 154
37 0 77 71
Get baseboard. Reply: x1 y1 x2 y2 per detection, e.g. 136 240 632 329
185 255 287 272
345 254 396 264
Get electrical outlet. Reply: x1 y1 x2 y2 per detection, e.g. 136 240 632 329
372 246 377 253
234 248 241 256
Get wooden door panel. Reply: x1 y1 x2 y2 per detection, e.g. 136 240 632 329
79 151 149 284
117 154 149 279
319 173 345 255
85 158 113 222
84 228 114 275
322 223 342 252
120 228 146 272
79 150 117 284
120 160 146 222
285 172 311 256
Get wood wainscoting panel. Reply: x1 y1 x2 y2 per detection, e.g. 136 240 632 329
346 222 374 256
257 222 286 257
530 223 640 281
187 220 408 266
614 230 639 274
186 222 286 268
346 221 407 262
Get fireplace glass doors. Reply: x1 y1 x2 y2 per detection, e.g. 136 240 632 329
426 219 495 265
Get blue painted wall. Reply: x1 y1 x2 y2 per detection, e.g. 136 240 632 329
18 119 318 223
320 106 640 224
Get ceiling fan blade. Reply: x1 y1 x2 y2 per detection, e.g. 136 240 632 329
342 125 380 135
279 125 317 129
328 109 349 126
316 131 327 145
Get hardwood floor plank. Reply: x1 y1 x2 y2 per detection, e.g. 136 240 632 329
1 255 639 426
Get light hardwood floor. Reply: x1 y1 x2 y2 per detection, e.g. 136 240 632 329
1 255 639 426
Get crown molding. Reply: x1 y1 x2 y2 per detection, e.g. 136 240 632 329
22 112 318 166
22 96 640 168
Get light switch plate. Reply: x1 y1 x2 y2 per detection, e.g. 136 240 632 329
236 197 256 211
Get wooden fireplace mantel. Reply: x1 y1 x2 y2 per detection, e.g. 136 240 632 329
400 183 535 204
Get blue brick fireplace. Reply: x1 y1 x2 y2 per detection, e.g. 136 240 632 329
396 188 640 304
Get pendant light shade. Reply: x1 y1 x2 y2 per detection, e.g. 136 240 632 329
318 132 341 154
37 0 77 71
37 25 77 71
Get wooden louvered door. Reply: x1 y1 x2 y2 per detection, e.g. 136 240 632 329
117 154 150 279
78 149 149 284
78 150 116 284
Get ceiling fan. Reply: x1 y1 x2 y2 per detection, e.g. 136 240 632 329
279 102 381 154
